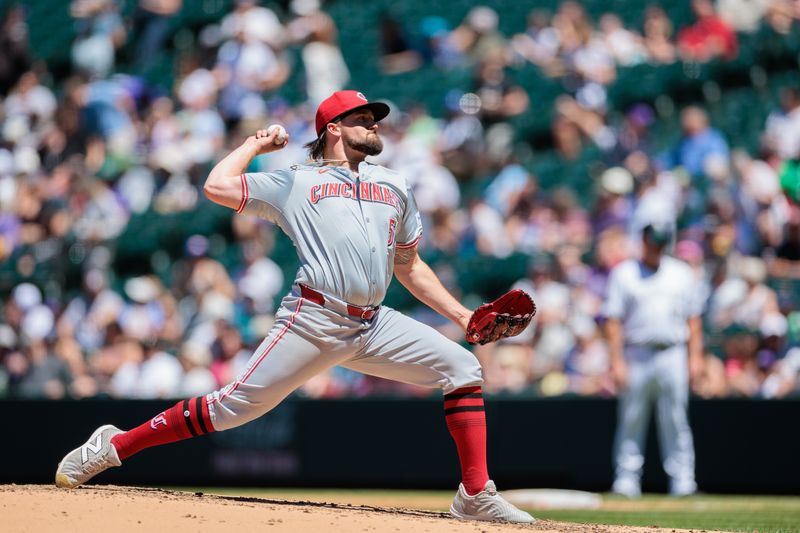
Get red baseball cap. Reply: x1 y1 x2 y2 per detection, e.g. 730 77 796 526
315 90 390 136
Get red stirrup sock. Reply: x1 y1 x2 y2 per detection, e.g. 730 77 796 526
110 397 215 460
444 386 489 496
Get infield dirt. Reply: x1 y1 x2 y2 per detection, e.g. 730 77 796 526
1 484 724 533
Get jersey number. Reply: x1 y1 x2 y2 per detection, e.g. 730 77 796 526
387 218 397 246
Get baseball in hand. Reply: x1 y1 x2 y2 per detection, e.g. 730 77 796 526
267 124 287 145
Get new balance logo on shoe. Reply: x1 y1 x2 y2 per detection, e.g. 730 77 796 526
56 425 123 489
80 434 103 464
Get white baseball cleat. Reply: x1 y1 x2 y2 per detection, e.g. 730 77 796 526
611 477 642 499
450 480 535 523
55 424 123 489
669 480 698 497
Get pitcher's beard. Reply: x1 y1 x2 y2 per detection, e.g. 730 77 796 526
346 134 383 156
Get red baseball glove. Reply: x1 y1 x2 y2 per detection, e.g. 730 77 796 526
465 289 536 345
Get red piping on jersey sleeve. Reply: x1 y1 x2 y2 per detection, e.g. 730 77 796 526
236 173 249 213
396 233 422 249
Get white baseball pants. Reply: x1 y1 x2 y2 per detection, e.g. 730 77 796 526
205 291 483 431
613 344 696 494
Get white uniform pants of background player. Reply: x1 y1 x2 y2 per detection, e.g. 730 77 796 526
206 290 483 430
612 345 696 495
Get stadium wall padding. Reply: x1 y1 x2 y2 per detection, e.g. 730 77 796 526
6 397 799 493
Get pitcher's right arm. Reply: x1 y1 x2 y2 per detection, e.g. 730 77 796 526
204 128 288 210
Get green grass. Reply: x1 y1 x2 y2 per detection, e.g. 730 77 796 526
166 488 800 533
535 494 800 533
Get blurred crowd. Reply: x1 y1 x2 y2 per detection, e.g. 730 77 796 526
1 0 800 400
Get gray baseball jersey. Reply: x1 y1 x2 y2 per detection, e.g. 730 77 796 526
236 161 422 307
603 256 703 347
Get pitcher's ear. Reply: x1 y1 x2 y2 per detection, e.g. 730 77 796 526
326 121 342 137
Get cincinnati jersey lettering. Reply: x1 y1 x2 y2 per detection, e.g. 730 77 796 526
310 181 399 208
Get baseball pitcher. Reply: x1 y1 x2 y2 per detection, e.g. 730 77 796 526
55 91 534 523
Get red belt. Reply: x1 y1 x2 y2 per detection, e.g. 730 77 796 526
299 284 380 321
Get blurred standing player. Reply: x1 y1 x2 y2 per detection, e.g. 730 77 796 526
603 223 705 497
55 90 533 523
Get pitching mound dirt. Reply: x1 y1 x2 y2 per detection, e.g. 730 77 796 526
2 484 708 533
